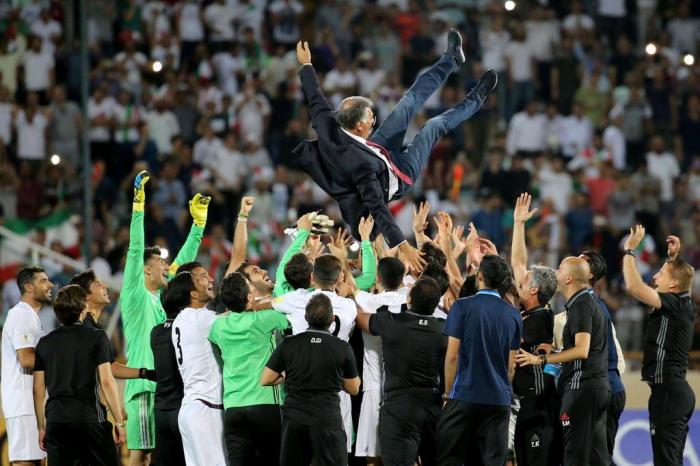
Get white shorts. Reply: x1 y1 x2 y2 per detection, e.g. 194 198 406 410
355 390 381 457
178 401 226 466
339 390 354 453
6 415 46 462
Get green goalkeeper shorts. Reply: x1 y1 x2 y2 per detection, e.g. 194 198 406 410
126 392 156 450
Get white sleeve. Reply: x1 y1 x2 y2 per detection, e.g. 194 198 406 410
611 322 625 374
196 310 218 333
11 313 41 350
354 291 374 313
272 295 292 314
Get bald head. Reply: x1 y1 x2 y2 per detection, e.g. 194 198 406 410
557 257 591 290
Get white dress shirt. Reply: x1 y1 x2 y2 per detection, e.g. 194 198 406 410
342 128 399 199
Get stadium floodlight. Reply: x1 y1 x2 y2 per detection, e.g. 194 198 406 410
504 0 516 11
152 60 163 72
50 154 61 165
645 43 657 55
683 54 695 66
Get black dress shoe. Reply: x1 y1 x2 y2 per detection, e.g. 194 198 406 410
469 69 498 102
445 28 466 66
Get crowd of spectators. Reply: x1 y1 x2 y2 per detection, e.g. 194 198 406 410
0 0 699 354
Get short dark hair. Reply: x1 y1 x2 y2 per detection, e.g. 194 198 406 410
177 261 204 274
69 269 96 293
161 272 195 318
409 277 441 315
219 273 249 312
285 254 312 290
377 257 405 290
337 96 373 130
236 262 252 280
420 243 447 268
144 246 162 263
479 255 512 290
305 294 334 328
580 250 607 284
313 255 342 287
54 285 86 325
420 260 449 295
17 266 45 294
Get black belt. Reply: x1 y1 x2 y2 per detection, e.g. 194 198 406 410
197 398 224 410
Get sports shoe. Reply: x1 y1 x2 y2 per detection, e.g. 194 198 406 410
469 69 498 102
445 28 466 66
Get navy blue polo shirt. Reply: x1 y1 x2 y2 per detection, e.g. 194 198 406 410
588 290 625 394
444 290 522 406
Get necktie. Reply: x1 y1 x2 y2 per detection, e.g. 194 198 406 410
365 140 413 186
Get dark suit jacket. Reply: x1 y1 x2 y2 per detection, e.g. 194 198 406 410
290 65 406 247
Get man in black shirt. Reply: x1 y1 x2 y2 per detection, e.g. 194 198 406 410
356 277 446 466
149 272 191 466
517 257 610 466
510 193 560 466
261 293 360 466
622 228 696 465
32 285 125 466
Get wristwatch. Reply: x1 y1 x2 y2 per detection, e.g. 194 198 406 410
624 249 637 257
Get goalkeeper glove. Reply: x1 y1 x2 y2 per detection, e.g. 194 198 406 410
133 170 150 212
189 193 211 227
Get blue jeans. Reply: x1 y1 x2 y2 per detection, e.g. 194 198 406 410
369 54 483 197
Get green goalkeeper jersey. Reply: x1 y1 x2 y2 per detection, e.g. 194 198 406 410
120 210 204 401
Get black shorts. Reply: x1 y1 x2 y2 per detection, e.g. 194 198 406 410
280 417 347 466
46 421 118 466
224 404 282 466
155 408 185 466
560 389 609 466
379 391 441 466
436 399 510 466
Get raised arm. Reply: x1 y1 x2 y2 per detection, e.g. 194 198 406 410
169 193 210 277
511 193 538 286
226 196 255 277
412 201 431 248
622 225 662 309
273 213 313 297
297 41 337 139
354 216 377 291
123 171 149 293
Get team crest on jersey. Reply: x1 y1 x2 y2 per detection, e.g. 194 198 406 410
530 433 540 448
560 412 570 427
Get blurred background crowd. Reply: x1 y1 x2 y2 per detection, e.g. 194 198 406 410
0 0 699 359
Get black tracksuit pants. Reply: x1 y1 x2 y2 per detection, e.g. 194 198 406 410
224 404 282 466
606 390 626 465
560 389 610 466
46 422 119 466
155 408 185 466
514 394 562 465
649 381 695 466
280 416 347 466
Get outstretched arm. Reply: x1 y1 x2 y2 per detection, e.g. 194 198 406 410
297 41 337 140
511 193 538 286
273 213 313 297
169 193 210 277
226 197 255 277
123 171 149 292
355 216 377 291
622 225 662 309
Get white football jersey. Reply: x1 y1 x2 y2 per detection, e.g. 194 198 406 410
1 301 44 418
172 308 223 406
272 289 357 342
355 291 406 391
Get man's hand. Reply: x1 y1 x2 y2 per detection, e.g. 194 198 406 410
304 234 324 260
412 201 430 234
624 225 645 251
336 280 356 298
514 348 541 367
239 196 255 217
398 242 426 273
38 428 46 451
328 228 352 264
358 215 375 241
667 235 681 260
189 193 211 227
297 212 314 232
133 170 150 209
114 424 126 446
514 193 538 224
296 41 311 66
479 237 499 256
466 222 483 266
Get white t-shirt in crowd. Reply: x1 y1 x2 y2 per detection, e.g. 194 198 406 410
203 3 236 41
525 20 560 62
112 104 142 144
598 0 626 17
646 151 680 202
22 51 54 91
193 136 224 166
562 14 595 32
667 18 700 55
210 146 246 190
16 110 47 160
178 3 205 41
272 289 357 342
355 290 406 391
479 29 511 72
538 167 573 214
0 102 12 144
506 111 546 155
504 41 534 82
603 124 626 169
144 110 180 154
87 96 115 142
356 68 386 96
30 19 62 56
268 0 304 45
114 51 148 85
560 115 593 158
172 308 223 406
212 52 243 96
232 93 270 146
1 301 43 418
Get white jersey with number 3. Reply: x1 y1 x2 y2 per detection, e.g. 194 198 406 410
172 307 223 406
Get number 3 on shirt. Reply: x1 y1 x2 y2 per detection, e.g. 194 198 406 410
175 327 183 364
331 315 341 337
